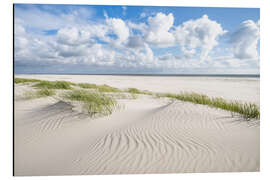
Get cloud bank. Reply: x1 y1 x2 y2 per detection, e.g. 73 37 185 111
14 5 260 74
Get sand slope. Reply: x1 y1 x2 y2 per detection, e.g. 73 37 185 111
14 87 259 176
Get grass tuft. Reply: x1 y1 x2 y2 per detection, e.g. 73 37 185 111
15 78 41 84
78 83 120 93
126 88 153 96
64 90 119 116
33 81 72 89
24 88 55 99
109 92 138 99
37 88 55 97
96 84 120 93
156 92 260 119
127 88 141 94
78 83 98 89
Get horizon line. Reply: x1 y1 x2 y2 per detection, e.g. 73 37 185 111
14 73 260 77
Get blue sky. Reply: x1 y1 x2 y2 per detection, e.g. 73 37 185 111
14 4 260 74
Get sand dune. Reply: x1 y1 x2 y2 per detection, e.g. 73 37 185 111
14 83 259 176
15 74 260 105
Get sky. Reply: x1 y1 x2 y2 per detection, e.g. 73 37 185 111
14 4 260 74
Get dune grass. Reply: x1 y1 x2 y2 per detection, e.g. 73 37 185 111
109 92 138 99
126 88 153 96
33 80 73 89
77 83 98 89
64 89 119 116
24 88 55 99
37 88 55 97
78 83 120 93
156 92 260 119
126 88 141 94
14 78 41 84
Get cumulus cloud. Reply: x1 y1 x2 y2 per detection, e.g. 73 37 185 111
144 13 175 47
14 24 28 51
14 23 34 61
230 19 260 59
174 15 227 59
106 17 130 47
127 21 147 34
57 27 92 46
80 44 116 66
127 35 145 49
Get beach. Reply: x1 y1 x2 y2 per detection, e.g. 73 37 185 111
14 75 260 176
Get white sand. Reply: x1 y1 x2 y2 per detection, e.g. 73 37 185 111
14 75 260 176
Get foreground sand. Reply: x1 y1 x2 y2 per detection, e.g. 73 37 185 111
14 76 260 176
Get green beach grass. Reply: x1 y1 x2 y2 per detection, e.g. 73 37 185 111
126 88 153 96
64 89 119 116
15 78 74 89
156 92 260 119
78 83 120 92
24 88 55 99
109 92 138 99
33 80 73 89
14 78 41 84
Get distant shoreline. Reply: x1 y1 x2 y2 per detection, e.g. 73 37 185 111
14 73 260 78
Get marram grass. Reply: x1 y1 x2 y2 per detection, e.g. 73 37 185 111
33 80 73 89
15 78 41 84
126 88 153 96
126 88 141 94
24 88 55 99
109 92 138 99
64 90 119 117
15 78 74 89
78 83 120 92
156 92 260 119
37 88 55 97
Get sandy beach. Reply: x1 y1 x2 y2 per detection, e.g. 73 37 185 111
14 75 260 176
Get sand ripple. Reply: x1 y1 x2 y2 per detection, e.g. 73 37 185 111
15 97 259 176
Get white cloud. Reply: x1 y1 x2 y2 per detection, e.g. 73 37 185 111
144 13 175 47
106 17 130 47
15 5 94 31
127 21 147 34
127 35 145 49
81 44 116 66
181 47 196 58
57 27 92 46
14 23 32 61
230 19 260 59
174 15 226 60
14 24 28 52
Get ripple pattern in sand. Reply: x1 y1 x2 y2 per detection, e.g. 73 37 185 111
70 102 259 174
